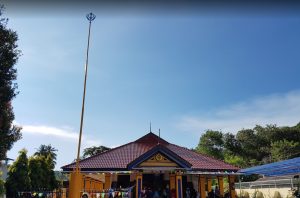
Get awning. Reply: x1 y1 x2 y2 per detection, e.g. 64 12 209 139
239 157 300 176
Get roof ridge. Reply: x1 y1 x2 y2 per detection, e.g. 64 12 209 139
134 132 169 144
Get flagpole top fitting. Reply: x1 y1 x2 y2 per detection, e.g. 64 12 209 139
86 13 96 22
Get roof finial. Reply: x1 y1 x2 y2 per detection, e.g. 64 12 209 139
150 122 152 132
158 128 161 145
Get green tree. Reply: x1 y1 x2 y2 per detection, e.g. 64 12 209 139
83 145 111 159
254 124 300 163
33 145 58 190
224 153 247 168
271 140 300 161
45 157 58 190
0 5 22 160
5 149 30 197
34 144 57 168
294 122 300 130
195 122 300 180
28 155 58 191
274 126 300 143
28 156 44 190
0 173 4 196
236 129 267 164
223 132 242 156
196 130 224 160
5 146 59 194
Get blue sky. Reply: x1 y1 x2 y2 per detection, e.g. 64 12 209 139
4 3 300 169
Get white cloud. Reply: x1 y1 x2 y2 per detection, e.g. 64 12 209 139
8 124 102 170
22 124 102 147
177 90 300 134
23 125 78 139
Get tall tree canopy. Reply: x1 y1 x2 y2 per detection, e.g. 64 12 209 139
271 140 300 161
28 155 58 191
5 149 31 197
83 145 111 159
196 130 224 160
6 146 59 194
196 122 300 170
34 144 57 168
33 144 58 190
0 5 22 160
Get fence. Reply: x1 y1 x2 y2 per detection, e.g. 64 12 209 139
235 178 300 198
235 178 299 189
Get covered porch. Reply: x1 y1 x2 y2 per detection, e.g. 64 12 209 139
73 170 238 198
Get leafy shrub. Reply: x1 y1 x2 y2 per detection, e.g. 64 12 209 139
0 178 4 195
256 191 264 198
243 191 250 198
273 191 281 198
252 191 264 198
238 190 250 198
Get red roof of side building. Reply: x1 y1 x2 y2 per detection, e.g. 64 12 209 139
61 132 239 172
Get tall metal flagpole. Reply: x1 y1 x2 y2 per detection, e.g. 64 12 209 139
75 12 96 172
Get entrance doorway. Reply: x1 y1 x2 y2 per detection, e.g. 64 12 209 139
143 173 167 190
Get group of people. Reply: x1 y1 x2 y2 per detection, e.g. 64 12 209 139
207 186 221 198
135 185 229 198
137 186 227 198
187 185 226 198
140 185 176 198
185 186 198 198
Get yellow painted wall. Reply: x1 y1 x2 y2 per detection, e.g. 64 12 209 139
218 176 224 197
104 173 112 189
207 177 212 192
229 175 236 198
199 176 206 198
170 174 176 190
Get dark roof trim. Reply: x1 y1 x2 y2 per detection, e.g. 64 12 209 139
190 168 239 172
127 144 192 170
62 167 128 172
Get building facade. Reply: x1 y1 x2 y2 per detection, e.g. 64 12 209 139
62 132 239 198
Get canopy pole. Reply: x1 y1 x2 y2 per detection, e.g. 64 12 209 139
75 12 96 172
238 175 242 198
70 12 96 198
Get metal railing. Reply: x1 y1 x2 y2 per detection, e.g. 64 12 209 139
236 178 300 189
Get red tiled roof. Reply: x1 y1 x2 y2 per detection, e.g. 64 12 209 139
62 132 239 171
166 144 238 170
